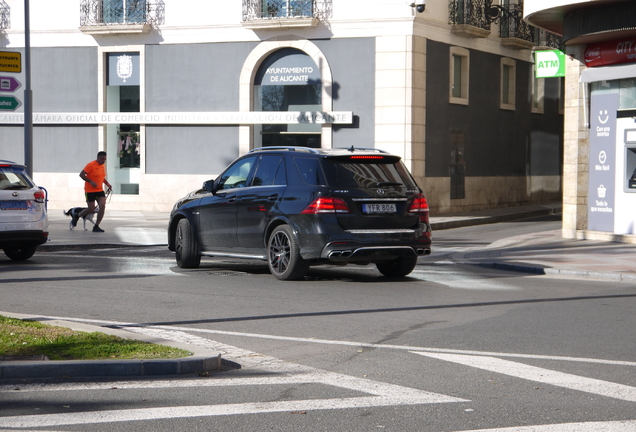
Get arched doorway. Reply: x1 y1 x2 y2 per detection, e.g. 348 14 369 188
253 48 322 148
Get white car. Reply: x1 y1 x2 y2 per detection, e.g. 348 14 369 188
0 160 48 260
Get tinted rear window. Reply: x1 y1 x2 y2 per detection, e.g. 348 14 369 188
321 159 418 189
0 166 34 190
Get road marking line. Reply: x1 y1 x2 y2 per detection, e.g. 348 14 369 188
146 324 636 367
0 395 460 428
413 352 636 402
454 420 636 432
0 328 466 427
410 268 522 291
5 312 635 368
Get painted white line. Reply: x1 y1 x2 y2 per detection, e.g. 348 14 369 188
147 324 636 367
0 395 460 428
413 352 636 402
4 313 635 368
454 421 636 432
0 328 466 428
410 268 522 291
0 369 463 404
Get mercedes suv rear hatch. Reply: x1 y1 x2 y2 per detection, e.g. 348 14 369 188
295 154 422 231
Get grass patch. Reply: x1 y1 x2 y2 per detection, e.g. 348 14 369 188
0 315 192 361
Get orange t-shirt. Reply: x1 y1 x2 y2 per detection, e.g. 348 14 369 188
83 160 106 193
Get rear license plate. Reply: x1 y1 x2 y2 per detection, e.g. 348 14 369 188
362 203 397 214
0 200 30 210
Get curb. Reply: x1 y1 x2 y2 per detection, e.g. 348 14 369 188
0 355 220 380
430 207 560 231
39 243 168 252
471 262 636 282
0 312 222 380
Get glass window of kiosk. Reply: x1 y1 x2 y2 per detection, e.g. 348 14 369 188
590 78 636 193
591 78 636 109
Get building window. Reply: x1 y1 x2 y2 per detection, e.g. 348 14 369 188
106 52 141 195
500 58 516 110
102 0 146 24
449 47 469 105
254 48 322 148
261 0 313 18
0 0 9 30
80 0 165 29
531 71 545 114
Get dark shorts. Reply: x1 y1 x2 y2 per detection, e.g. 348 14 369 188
85 191 106 203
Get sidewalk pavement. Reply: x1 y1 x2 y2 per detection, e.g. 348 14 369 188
39 201 636 283
3 201 634 381
430 202 636 283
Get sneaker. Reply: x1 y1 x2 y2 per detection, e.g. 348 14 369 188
71 213 79 227
92 225 104 233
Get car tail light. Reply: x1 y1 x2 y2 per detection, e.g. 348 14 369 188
408 195 431 238
348 155 384 160
301 197 351 214
33 189 46 203
408 194 430 222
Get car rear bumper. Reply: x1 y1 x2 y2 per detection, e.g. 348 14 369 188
292 217 432 261
322 244 431 262
0 230 49 249
318 226 432 263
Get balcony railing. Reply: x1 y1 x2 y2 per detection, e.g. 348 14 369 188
0 0 9 30
244 0 311 20
534 29 564 50
242 0 331 28
450 0 564 49
497 2 534 49
80 0 164 27
449 0 491 32
499 3 532 42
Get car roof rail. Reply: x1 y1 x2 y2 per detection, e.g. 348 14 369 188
249 146 321 154
248 146 391 155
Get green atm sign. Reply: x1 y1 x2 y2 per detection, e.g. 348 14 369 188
535 50 566 78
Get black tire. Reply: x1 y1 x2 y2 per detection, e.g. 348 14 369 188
376 255 418 277
267 225 309 280
175 218 201 268
4 246 37 261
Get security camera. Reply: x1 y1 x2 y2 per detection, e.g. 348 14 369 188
409 0 426 13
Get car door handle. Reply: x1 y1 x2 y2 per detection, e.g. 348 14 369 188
216 192 236 202
267 194 278 201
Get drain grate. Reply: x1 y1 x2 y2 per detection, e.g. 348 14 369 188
207 271 252 276
464 251 502 259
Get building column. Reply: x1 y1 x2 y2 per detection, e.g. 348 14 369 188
374 35 426 180
562 45 589 238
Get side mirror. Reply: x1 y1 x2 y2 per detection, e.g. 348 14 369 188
202 179 216 193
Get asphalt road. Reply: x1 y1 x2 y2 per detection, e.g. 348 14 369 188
1 218 636 431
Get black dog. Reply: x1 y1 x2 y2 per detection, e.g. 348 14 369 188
63 207 98 230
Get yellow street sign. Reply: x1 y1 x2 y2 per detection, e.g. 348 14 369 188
0 52 21 73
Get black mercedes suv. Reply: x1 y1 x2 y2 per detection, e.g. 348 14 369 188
168 146 431 280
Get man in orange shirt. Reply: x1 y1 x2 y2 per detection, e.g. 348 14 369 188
73 151 112 233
